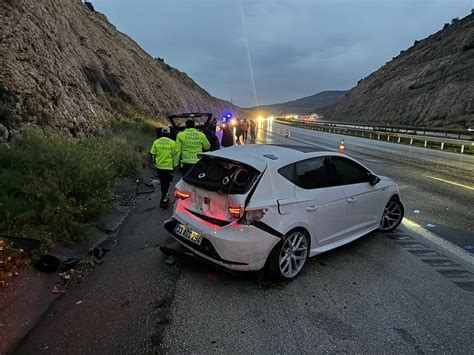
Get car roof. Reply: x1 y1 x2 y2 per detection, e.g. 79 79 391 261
200 144 333 171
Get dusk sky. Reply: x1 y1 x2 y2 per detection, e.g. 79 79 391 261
94 0 473 107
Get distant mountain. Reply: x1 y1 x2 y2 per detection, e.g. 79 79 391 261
329 12 474 128
248 90 347 116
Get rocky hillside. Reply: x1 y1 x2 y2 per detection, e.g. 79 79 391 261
330 13 474 128
250 90 347 116
0 0 243 139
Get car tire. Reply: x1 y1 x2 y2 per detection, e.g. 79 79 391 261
266 229 310 281
378 197 404 232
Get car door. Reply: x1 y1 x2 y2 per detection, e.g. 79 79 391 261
331 156 383 235
291 157 348 247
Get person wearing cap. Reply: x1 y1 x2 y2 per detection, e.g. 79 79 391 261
175 119 211 175
150 127 177 208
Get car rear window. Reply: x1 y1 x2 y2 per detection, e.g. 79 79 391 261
183 156 260 194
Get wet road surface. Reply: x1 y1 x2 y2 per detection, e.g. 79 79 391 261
15 129 474 354
260 122 474 254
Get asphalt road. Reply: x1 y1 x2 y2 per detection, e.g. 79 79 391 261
261 121 474 254
15 128 474 354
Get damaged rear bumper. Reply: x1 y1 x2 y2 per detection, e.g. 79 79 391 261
163 213 280 271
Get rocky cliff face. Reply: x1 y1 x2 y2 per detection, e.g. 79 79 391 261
0 0 242 139
331 13 474 128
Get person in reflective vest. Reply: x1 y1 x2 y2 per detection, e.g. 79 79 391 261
149 127 177 208
175 119 210 175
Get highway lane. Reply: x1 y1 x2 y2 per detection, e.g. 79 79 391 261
15 131 474 354
259 122 474 254
162 227 474 354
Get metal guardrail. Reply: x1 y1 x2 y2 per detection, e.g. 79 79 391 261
280 118 474 141
276 119 474 154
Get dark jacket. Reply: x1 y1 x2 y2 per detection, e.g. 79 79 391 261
221 125 234 147
203 124 220 151
235 123 243 137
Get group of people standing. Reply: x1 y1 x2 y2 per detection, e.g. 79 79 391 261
233 118 258 144
149 116 257 208
149 119 211 209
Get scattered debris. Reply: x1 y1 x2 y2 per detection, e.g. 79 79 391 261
464 245 473 250
150 179 160 188
0 239 30 286
426 224 436 228
58 272 71 280
413 209 420 214
51 285 63 294
164 255 177 265
75 300 83 305
35 255 61 273
62 257 81 270
51 261 94 293
91 247 107 259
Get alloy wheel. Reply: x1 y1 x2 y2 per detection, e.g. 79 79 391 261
279 232 308 278
379 199 403 231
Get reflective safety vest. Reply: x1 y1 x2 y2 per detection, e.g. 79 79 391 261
149 137 177 170
175 128 211 165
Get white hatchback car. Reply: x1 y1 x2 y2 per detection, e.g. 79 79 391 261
164 144 404 280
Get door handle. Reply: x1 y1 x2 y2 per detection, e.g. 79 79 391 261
347 197 357 203
306 205 318 211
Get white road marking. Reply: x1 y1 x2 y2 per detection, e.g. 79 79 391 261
426 176 474 191
402 218 474 266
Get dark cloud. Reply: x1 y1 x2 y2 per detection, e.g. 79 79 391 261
95 0 472 107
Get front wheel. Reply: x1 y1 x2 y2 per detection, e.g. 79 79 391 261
266 230 310 281
378 197 404 232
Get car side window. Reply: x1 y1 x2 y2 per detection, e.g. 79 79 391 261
279 157 335 190
332 157 369 185
278 163 297 184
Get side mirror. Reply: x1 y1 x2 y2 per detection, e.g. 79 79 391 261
368 173 381 186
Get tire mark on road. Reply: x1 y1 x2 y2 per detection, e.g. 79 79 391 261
385 231 474 292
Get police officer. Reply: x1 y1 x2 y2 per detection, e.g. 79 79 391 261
149 127 177 208
175 119 210 175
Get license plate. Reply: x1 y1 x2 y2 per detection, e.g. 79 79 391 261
174 223 203 245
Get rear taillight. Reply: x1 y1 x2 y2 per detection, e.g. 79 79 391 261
228 206 242 218
174 188 191 200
